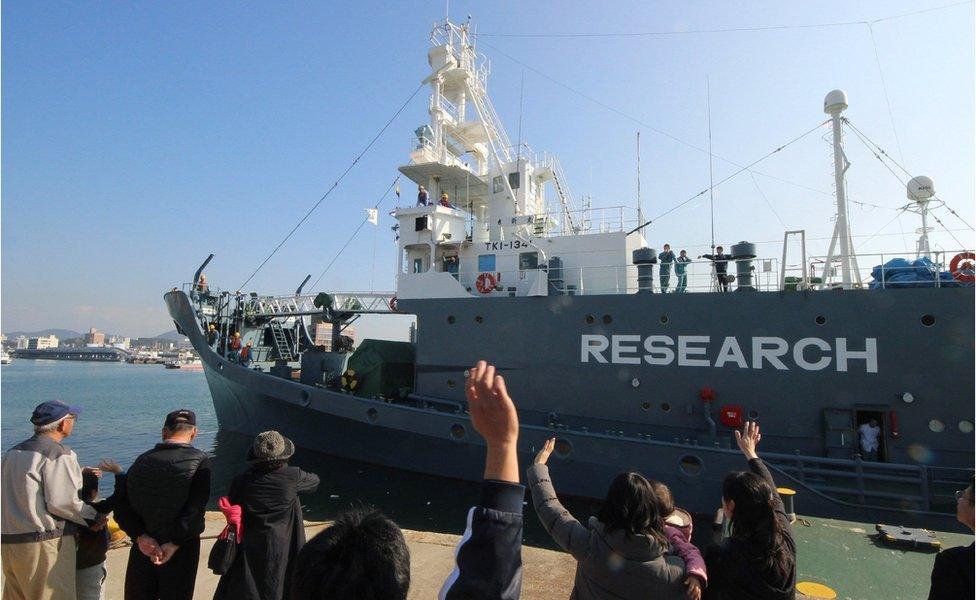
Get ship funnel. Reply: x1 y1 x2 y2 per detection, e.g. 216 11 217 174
731 241 757 291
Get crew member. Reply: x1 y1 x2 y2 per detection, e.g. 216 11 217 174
229 332 243 363
859 419 881 462
658 244 676 293
206 324 218 349
700 246 734 292
239 342 253 368
439 192 454 209
675 250 691 293
417 185 429 207
116 410 211 600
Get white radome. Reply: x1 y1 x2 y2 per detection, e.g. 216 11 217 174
823 89 849 114
907 176 936 202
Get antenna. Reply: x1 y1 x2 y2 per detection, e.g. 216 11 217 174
636 131 643 227
516 71 525 165
707 76 715 250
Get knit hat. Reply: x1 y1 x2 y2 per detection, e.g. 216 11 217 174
246 430 295 464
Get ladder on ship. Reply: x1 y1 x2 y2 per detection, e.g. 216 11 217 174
269 321 296 361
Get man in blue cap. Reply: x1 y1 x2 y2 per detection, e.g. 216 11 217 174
1 400 108 600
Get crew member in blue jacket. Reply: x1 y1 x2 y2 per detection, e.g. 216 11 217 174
675 250 692 293
700 246 734 292
658 245 676 293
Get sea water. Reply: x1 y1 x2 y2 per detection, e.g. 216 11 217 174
1 359 607 547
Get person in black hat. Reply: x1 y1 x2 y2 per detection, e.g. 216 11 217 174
2 400 108 600
114 409 211 600
213 430 319 600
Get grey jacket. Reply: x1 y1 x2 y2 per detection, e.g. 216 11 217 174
1 435 98 543
527 464 687 600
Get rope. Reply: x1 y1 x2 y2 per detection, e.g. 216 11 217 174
478 40 832 198
628 120 828 235
311 176 401 290
867 24 905 162
748 170 787 229
237 83 424 291
473 1 972 38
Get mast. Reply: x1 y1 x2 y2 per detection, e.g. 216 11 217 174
636 131 643 226
907 175 936 259
822 89 860 288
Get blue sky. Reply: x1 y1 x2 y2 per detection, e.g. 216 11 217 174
2 0 973 337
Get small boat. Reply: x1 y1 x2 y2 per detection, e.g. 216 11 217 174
165 357 204 371
0 350 12 365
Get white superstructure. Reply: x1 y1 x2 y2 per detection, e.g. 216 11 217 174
393 20 646 301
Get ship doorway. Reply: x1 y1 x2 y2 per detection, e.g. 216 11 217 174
855 409 886 462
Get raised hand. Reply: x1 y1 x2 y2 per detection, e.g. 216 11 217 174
534 438 556 465
81 466 103 478
735 421 762 460
466 360 520 483
98 458 123 475
684 576 703 600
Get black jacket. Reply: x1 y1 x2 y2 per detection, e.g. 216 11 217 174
119 442 211 545
703 459 796 600
701 253 733 274
213 465 320 600
928 542 974 600
440 480 525 600
76 474 125 569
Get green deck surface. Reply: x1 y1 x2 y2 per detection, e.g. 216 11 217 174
793 515 972 599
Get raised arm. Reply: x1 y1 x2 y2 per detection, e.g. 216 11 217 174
735 422 790 526
524 438 591 560
440 361 524 600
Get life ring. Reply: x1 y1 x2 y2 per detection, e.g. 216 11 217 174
389 295 398 312
950 252 975 282
476 272 497 294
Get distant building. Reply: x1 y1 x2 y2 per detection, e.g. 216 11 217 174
16 336 29 350
84 328 105 346
312 322 356 351
107 335 131 349
28 335 59 350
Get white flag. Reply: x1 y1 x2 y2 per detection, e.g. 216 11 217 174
366 208 378 225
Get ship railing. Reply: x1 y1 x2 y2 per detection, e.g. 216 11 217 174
806 249 973 289
537 205 632 236
763 451 973 513
247 291 397 318
452 258 784 295
431 95 460 122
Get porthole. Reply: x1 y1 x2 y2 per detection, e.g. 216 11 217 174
554 438 573 457
921 314 936 327
959 421 974 434
661 402 671 412
679 455 703 476
929 419 945 433
815 315 826 325
584 314 595 325
631 378 640 388
300 390 311 406
450 423 466 439
641 401 651 411
447 379 456 388
659 314 669 324
602 314 613 324
475 315 484 324
748 409 759 420
367 408 379 423
447 315 455 324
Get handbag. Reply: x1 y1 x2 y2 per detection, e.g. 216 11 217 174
207 526 238 575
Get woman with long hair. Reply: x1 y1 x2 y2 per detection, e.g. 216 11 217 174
527 439 690 600
704 422 796 599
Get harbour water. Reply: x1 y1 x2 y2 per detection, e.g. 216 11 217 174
0 359 604 548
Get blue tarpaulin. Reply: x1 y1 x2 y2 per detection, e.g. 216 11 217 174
869 257 966 288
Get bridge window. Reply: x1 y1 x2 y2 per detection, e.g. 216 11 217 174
492 175 504 194
412 258 425 274
478 254 496 272
519 252 538 270
508 171 520 190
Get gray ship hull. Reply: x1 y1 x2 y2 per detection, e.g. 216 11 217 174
166 287 973 531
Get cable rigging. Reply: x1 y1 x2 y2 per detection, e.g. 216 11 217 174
237 82 425 291
311 176 401 290
628 120 828 235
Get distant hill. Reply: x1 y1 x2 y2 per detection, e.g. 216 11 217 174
154 329 188 341
3 329 82 339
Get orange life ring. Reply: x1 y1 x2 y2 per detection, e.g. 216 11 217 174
389 296 398 312
950 252 975 282
476 272 497 294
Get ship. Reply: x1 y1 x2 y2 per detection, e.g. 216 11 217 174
12 346 129 362
166 19 974 530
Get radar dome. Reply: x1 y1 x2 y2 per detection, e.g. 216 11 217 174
823 90 848 114
907 176 935 202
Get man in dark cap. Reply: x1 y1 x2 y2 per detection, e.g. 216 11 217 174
2 401 107 600
115 409 211 600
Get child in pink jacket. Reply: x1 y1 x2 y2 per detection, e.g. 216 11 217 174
651 481 708 599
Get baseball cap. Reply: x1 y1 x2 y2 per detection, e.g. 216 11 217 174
164 409 197 429
30 401 82 426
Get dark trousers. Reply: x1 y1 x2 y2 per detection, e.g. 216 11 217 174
660 272 671 292
717 273 731 292
124 538 200 600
